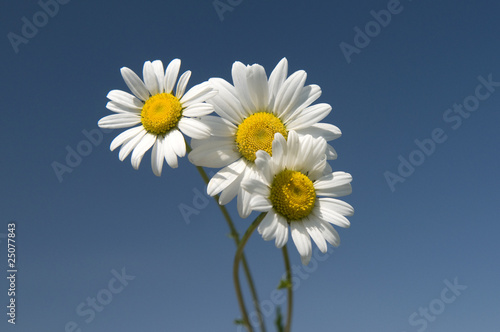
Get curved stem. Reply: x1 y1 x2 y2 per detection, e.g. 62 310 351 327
234 213 266 332
187 147 266 332
282 244 293 332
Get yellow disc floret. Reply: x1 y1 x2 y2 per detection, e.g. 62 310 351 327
270 169 316 221
235 112 287 162
141 93 183 136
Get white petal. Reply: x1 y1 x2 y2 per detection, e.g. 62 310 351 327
248 195 273 212
314 198 353 228
324 161 333 174
307 135 328 162
292 134 313 171
242 179 270 197
295 123 342 142
143 61 159 96
286 103 332 130
281 84 321 124
268 58 288 103
307 155 329 182
273 70 307 119
258 211 274 237
231 62 255 116
182 103 214 117
167 129 186 157
110 126 144 151
207 159 247 196
295 135 326 172
290 221 312 265
303 216 327 253
254 150 274 185
246 64 269 111
106 101 141 114
120 67 150 101
175 70 191 99
237 186 253 218
326 144 338 160
178 117 211 139
164 58 181 94
188 138 240 168
259 211 279 241
274 215 289 248
295 84 322 111
209 77 247 124
118 128 147 161
317 197 354 217
284 131 300 170
314 172 353 197
98 114 141 129
152 60 165 93
151 138 164 176
317 219 340 247
270 133 287 171
198 115 237 137
180 82 217 107
191 136 218 152
107 90 143 109
131 133 156 170
163 136 178 168
301 251 313 265
218 176 241 204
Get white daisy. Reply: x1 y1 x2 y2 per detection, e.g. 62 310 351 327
98 59 217 176
188 58 341 218
242 131 353 265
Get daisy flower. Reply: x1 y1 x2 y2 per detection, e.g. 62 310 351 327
242 131 353 265
188 58 341 218
98 59 217 176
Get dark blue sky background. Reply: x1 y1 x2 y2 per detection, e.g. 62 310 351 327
1 0 499 331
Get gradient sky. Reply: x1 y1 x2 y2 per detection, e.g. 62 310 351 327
1 0 499 331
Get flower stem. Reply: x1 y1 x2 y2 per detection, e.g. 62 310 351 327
282 244 293 332
187 150 266 332
233 212 266 332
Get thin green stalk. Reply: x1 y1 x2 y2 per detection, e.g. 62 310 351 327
282 245 293 332
187 144 266 332
233 213 266 332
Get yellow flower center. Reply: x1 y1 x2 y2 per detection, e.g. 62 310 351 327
235 112 287 162
270 169 316 221
141 93 183 136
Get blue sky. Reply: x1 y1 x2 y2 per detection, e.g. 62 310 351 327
1 0 499 331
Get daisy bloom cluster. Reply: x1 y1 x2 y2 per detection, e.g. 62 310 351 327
98 57 354 265
98 59 217 176
188 58 342 219
242 131 353 265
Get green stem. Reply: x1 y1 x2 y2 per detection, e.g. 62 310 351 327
233 213 266 332
187 144 266 332
282 245 293 332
